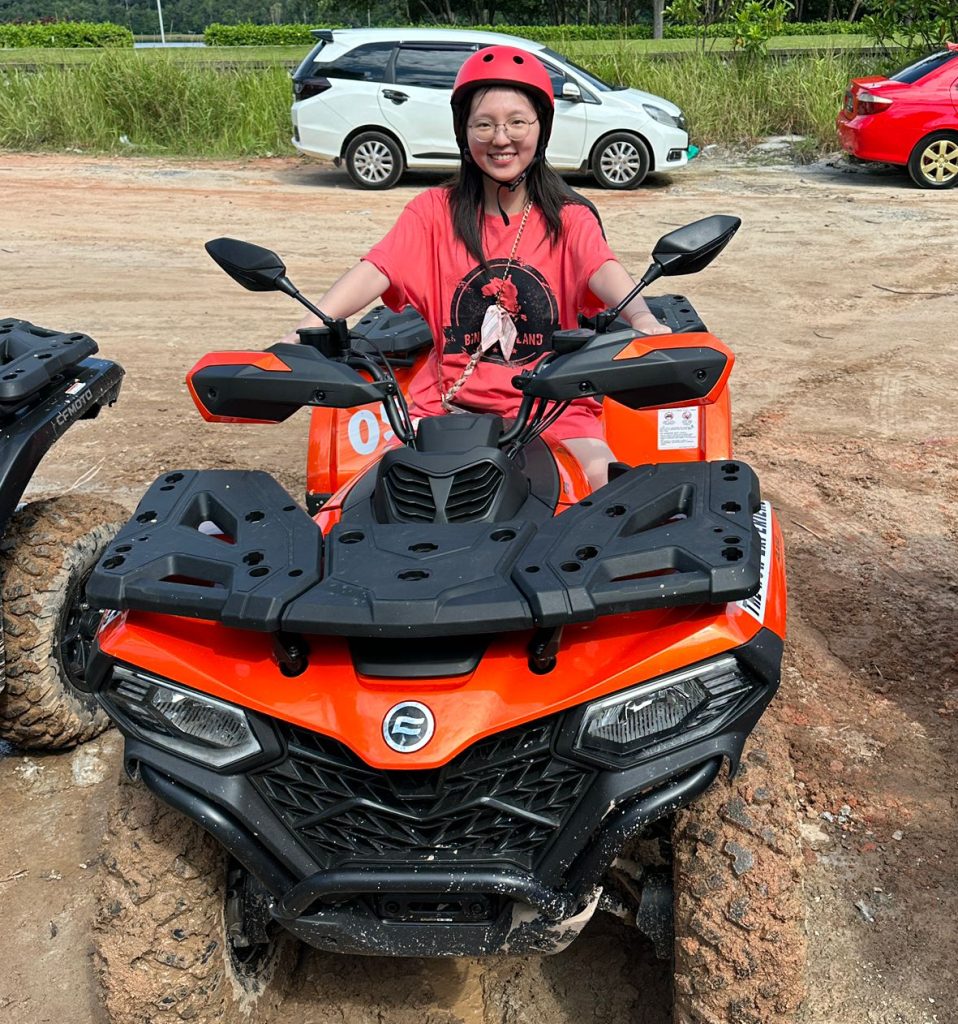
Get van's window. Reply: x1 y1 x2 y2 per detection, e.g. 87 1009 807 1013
294 41 326 79
542 62 568 98
394 47 472 89
543 48 621 92
890 49 958 84
317 42 394 82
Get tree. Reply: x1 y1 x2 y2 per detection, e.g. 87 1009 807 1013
862 0 958 52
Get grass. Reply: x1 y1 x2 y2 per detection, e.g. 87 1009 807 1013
0 46 893 157
587 49 889 148
0 33 892 68
0 52 293 155
0 45 310 66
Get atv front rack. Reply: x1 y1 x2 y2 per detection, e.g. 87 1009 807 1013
0 319 124 534
88 462 762 637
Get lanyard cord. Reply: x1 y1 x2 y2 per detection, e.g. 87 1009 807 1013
439 201 533 411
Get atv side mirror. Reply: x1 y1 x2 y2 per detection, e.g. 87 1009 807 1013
205 237 298 297
598 214 741 331
651 215 741 277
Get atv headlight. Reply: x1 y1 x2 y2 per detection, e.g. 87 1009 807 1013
574 656 753 761
643 103 685 130
103 666 261 767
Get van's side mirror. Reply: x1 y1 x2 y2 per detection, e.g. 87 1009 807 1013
560 81 582 102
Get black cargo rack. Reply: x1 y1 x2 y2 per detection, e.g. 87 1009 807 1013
88 461 761 637
0 318 99 411
0 319 124 534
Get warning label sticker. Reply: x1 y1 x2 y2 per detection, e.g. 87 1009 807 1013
657 407 699 450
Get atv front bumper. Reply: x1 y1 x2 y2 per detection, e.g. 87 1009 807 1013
98 629 781 957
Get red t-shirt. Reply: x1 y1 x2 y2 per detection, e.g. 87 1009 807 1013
363 188 617 440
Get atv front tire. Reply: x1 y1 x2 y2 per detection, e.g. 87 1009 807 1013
672 720 807 1024
95 774 296 1023
0 496 126 749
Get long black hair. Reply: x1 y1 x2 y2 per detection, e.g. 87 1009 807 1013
446 88 595 270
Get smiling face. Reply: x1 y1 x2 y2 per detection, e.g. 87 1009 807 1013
466 87 541 187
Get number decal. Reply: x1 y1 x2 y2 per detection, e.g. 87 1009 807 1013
347 405 395 456
347 409 380 455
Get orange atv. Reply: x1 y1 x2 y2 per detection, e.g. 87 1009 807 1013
84 217 804 1024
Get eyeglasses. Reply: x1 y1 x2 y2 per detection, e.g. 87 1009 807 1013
467 117 538 142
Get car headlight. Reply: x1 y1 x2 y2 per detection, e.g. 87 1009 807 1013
102 666 261 768
574 656 755 761
643 103 685 131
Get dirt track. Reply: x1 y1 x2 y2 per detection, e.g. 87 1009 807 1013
0 150 955 1024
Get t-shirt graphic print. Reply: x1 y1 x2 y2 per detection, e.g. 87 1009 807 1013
443 259 560 366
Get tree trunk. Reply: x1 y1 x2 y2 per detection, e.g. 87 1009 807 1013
653 0 665 39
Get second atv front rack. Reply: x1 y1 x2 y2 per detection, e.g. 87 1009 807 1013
88 462 763 641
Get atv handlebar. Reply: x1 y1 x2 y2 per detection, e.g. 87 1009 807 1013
195 215 742 452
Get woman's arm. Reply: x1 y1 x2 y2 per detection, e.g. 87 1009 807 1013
588 260 672 335
279 260 390 343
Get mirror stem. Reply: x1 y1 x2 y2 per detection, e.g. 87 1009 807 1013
601 263 664 330
277 276 350 351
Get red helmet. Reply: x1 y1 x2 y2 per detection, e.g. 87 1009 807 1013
451 45 555 156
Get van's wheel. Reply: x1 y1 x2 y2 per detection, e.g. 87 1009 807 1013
672 720 807 1024
907 131 958 189
345 131 404 189
0 496 126 750
592 132 651 189
95 774 297 1024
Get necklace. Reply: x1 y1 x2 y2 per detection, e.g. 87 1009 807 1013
439 200 533 412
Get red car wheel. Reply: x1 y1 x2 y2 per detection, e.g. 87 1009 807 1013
907 131 958 190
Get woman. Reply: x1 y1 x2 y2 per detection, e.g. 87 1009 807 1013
288 45 671 488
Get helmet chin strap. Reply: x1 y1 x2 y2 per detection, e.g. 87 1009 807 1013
460 136 546 225
493 166 531 225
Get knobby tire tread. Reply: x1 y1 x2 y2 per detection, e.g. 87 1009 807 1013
672 719 807 1024
95 776 294 1023
0 496 126 749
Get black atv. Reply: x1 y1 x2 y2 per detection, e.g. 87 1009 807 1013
0 318 125 749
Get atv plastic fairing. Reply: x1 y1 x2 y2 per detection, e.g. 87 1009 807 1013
0 319 124 533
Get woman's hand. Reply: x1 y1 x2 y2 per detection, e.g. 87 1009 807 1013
279 314 324 345
629 311 672 336
589 260 672 336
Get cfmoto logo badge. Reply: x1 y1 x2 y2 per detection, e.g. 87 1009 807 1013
383 701 435 753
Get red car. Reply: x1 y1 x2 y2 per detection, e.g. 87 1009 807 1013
838 43 958 189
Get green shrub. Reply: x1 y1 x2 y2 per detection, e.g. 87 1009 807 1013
660 19 868 38
204 22 340 46
0 21 133 48
473 24 654 41
200 20 871 47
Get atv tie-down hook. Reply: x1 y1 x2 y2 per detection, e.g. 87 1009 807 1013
273 631 309 677
528 626 563 674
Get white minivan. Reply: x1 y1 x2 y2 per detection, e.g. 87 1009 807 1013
291 28 691 190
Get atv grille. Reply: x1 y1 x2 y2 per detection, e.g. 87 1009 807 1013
446 461 503 522
252 717 595 872
382 461 505 523
383 463 436 521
